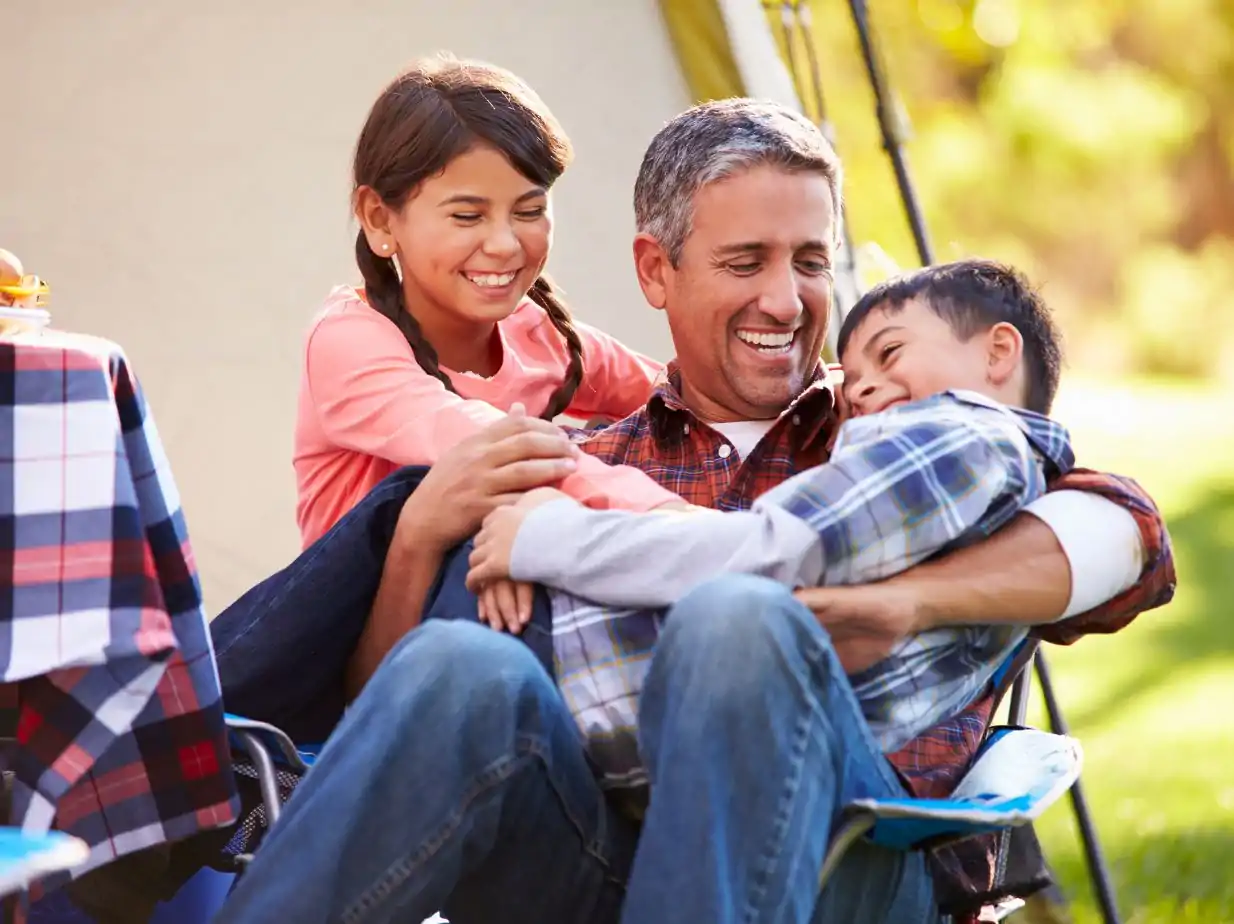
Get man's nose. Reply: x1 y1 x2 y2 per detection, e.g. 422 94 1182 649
481 221 521 259
756 265 804 325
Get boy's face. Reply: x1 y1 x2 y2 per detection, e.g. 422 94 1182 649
840 298 1004 417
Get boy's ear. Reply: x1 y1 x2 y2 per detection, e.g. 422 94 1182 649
985 322 1024 387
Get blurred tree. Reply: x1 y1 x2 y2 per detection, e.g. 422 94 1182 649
778 0 1234 378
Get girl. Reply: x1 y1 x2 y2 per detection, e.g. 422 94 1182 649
294 56 679 548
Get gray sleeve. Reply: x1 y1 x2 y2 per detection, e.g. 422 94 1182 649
508 499 823 608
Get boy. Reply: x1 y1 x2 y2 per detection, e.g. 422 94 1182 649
465 259 1072 792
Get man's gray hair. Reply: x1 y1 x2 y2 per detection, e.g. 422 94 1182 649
633 98 843 266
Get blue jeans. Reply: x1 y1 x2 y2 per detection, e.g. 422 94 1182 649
210 466 555 743
215 575 940 924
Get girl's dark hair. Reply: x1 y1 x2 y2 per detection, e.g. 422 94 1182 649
353 56 583 419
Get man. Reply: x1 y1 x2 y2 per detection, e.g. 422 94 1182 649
214 100 1173 924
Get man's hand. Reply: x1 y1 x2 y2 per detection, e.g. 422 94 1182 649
467 487 573 597
794 581 923 673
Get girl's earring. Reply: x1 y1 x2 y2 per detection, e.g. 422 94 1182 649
392 254 404 284
381 243 390 253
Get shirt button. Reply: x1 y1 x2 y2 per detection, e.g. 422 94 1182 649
683 423 690 436
792 414 801 426
718 444 733 459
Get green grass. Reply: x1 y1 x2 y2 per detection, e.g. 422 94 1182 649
1015 377 1234 924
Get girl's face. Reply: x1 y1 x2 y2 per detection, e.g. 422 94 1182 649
367 144 554 327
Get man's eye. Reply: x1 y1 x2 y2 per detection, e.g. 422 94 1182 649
879 343 901 363
728 262 761 275
797 259 832 276
452 213 482 223
515 207 547 220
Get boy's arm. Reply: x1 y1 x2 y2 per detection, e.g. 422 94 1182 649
510 399 1050 605
508 499 822 608
761 402 1045 586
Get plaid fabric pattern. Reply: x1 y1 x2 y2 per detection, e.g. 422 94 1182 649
557 391 1077 787
578 369 1174 799
0 333 238 889
576 369 836 511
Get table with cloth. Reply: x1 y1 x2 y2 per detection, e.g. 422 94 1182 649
0 329 238 896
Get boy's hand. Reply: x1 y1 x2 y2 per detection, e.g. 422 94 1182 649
466 487 573 595
477 579 535 634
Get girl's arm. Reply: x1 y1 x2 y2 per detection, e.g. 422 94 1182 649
563 321 665 420
307 308 678 512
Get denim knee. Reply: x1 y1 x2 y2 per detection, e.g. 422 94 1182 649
367 621 559 739
656 574 836 700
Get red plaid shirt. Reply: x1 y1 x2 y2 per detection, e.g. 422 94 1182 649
579 370 1176 798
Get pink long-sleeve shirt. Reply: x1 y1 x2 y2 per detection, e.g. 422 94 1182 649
294 286 677 547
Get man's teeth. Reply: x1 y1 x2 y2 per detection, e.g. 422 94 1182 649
736 330 795 351
467 272 517 288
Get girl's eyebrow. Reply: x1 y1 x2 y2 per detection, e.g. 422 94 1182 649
438 188 547 208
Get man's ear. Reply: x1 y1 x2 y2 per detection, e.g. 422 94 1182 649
633 233 671 311
985 322 1024 388
355 186 398 257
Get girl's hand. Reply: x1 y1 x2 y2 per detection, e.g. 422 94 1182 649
399 404 580 552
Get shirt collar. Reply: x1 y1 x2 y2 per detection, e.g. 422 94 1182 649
646 361 838 450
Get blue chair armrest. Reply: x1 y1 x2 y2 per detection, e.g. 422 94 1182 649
0 829 88 898
849 727 1082 851
223 713 319 772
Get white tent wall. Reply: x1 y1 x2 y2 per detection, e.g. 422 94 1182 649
1 1 692 610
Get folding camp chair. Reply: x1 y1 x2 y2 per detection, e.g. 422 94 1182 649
815 639 1115 922
220 715 320 868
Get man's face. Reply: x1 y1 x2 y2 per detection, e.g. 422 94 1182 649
660 166 836 422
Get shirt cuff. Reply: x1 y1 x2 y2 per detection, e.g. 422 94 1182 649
510 499 586 586
556 462 678 512
1023 490 1145 619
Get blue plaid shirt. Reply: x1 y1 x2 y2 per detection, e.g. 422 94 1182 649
511 390 1076 791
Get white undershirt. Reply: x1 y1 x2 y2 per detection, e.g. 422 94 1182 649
710 419 776 459
707 419 1145 617
1023 490 1144 618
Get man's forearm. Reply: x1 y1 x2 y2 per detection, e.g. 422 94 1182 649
345 513 445 699
906 512 1071 629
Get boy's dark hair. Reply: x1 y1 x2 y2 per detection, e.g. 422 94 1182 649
836 259 1064 413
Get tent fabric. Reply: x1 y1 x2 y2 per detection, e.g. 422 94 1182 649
658 0 747 101
659 0 805 107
